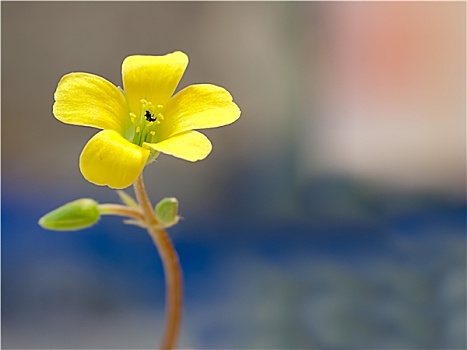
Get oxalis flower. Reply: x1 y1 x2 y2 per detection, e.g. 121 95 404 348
53 51 241 189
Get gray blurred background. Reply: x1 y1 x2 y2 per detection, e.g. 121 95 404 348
2 2 466 349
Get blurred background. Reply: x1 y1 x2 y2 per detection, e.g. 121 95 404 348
2 2 465 349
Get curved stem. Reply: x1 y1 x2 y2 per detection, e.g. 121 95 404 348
133 173 183 350
98 203 144 221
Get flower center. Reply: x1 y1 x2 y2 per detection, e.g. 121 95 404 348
130 99 165 146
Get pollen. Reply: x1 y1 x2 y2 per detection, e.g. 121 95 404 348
150 131 156 136
136 126 141 133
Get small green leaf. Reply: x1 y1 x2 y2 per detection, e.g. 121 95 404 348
155 197 179 228
116 190 139 209
38 198 100 231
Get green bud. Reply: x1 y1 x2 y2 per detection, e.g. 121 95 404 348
38 198 100 231
155 197 179 228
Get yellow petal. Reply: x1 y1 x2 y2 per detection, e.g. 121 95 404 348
160 84 241 139
53 73 128 133
80 129 149 189
122 52 188 117
144 131 212 162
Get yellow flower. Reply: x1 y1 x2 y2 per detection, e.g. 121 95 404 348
53 51 241 189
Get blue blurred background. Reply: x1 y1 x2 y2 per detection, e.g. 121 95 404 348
2 2 466 349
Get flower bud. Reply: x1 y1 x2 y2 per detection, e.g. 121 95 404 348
155 197 179 228
38 198 100 231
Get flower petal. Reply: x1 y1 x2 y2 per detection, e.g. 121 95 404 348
160 84 241 139
53 73 128 133
144 130 212 162
122 52 188 117
80 129 150 189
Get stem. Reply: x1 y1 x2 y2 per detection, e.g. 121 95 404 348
98 204 144 221
133 173 183 350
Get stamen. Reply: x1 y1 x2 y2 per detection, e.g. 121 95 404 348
130 100 164 146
